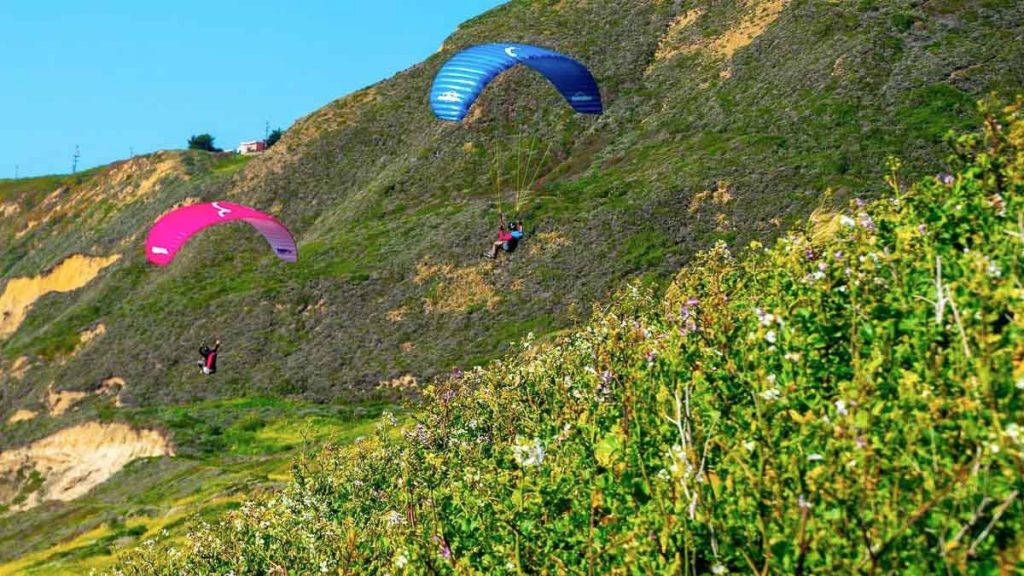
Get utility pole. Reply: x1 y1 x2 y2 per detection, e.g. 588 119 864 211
265 121 269 141
72 145 80 174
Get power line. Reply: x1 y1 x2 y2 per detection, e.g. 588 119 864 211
72 145 80 174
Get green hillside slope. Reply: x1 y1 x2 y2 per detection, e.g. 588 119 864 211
116 99 1024 575
0 0 1022 571
3 0 1022 411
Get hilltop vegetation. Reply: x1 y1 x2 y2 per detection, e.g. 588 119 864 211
0 398 397 574
3 0 1023 415
1 0 1023 572
114 102 1024 574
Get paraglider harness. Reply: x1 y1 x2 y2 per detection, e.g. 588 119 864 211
197 342 219 375
496 214 525 255
503 224 524 253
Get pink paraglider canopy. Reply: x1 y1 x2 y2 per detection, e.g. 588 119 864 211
146 201 297 266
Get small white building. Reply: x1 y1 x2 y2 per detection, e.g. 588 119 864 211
237 140 267 155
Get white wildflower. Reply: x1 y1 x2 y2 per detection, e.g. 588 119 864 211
395 553 409 568
512 436 546 467
807 454 824 462
986 260 1002 278
784 352 802 362
765 330 777 344
840 215 856 227
712 564 729 575
385 510 404 527
743 441 756 452
1017 377 1024 390
760 388 781 402
1004 423 1022 445
835 400 848 416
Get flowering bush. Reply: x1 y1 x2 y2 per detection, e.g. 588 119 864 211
114 102 1024 574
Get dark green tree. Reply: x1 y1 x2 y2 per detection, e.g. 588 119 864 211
187 134 219 152
266 128 284 148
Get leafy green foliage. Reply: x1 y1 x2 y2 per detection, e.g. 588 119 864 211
186 134 218 152
266 128 283 148
112 105 1024 574
0 397 396 572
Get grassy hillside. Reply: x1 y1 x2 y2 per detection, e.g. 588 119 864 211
3 0 1023 413
0 398 397 574
114 100 1024 574
1 0 1023 570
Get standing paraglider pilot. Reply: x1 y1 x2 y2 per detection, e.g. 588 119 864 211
486 216 524 259
197 339 220 375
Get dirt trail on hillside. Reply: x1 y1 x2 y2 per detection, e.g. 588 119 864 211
0 422 173 512
0 254 120 338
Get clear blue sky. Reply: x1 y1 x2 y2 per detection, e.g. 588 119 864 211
0 1 504 178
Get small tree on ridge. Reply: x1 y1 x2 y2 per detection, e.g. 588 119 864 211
188 134 219 152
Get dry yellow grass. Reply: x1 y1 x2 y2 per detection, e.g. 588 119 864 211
710 0 789 60
689 181 735 214
387 306 408 323
105 154 188 206
152 196 202 222
527 231 572 257
377 374 418 390
98 376 127 407
652 8 705 64
6 409 37 424
414 261 501 313
0 254 120 338
78 323 106 345
832 55 847 78
651 0 789 70
235 88 381 191
15 153 190 239
8 355 30 379
46 384 88 417
60 322 108 362
808 206 842 246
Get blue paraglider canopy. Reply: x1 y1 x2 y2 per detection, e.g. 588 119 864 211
430 43 602 122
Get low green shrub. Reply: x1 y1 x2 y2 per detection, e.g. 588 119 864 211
114 104 1024 574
